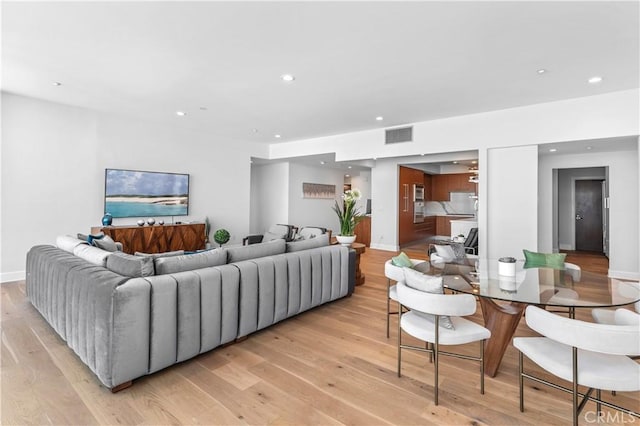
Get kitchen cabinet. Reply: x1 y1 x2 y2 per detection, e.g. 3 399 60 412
423 173 432 201
399 166 427 246
431 173 476 201
354 215 371 247
435 215 474 237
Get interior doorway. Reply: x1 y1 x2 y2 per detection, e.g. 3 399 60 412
575 180 604 252
556 167 608 256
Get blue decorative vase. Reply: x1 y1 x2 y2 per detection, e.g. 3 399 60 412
102 213 113 226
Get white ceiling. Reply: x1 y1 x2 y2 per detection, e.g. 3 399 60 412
3 1 638 145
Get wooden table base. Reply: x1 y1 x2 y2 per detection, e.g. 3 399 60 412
478 298 527 377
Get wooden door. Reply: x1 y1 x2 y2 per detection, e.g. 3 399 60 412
575 180 604 252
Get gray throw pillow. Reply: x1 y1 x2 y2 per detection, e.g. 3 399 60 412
226 239 286 263
93 235 119 252
403 267 455 330
154 248 227 275
286 234 329 252
450 243 467 261
106 252 154 277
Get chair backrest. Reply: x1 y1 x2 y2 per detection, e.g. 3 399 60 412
397 281 477 317
297 226 327 240
464 228 478 250
615 308 640 326
524 305 640 356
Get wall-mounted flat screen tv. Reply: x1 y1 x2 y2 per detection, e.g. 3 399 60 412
104 168 189 218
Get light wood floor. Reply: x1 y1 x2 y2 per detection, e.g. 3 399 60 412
2 248 637 425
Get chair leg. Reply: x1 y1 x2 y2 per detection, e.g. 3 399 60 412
519 351 524 412
397 300 402 378
572 347 578 426
386 278 391 338
596 389 602 415
480 339 485 395
434 318 440 406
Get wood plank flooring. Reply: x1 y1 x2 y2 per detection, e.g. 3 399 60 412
2 248 638 425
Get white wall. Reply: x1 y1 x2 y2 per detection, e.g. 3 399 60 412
249 162 289 234
1 93 261 281
270 90 639 162
486 146 539 260
557 167 606 250
287 163 345 232
349 170 371 215
539 149 639 278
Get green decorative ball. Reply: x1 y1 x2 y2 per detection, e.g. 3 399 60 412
213 228 230 246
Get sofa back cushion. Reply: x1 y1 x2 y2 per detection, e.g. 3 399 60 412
106 252 155 277
226 238 286 263
135 250 185 259
154 248 227 275
286 233 329 252
72 244 111 267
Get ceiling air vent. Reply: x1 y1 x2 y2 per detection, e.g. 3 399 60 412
385 126 413 144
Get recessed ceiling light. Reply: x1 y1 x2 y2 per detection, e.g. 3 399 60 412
537 69 547 74
348 166 352 169
453 161 459 164
52 81 62 86
588 76 603 84
373 157 377 160
375 116 383 121
176 111 186 116
281 74 295 82
471 160 477 164
549 148 557 152
274 134 281 138
420 153 425 156
320 161 326 165
345 174 350 177
586 146 592 150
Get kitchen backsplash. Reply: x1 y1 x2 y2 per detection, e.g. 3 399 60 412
424 192 476 215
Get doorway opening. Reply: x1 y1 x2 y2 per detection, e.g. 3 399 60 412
555 167 608 257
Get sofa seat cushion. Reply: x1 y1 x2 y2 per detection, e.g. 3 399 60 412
154 248 227 275
107 252 155 277
226 239 286 263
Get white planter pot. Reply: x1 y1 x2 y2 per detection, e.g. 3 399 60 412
336 235 356 247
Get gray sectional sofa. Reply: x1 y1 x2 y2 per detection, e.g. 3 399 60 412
26 234 355 391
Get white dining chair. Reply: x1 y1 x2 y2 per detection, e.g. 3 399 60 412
383 258 429 338
514 306 640 426
396 281 491 405
591 281 640 325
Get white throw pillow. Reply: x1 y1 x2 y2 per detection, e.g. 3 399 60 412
73 244 111 267
434 244 456 262
56 235 88 253
403 267 455 330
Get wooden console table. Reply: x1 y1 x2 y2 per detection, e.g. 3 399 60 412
93 223 206 254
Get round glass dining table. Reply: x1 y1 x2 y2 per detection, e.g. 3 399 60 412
433 258 640 377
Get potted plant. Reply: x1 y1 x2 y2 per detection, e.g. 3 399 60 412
213 228 230 247
332 188 364 247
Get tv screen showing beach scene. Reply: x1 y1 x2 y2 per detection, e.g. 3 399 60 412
105 169 189 218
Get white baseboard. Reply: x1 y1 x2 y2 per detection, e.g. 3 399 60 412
558 243 573 250
608 270 640 280
1 271 25 283
370 243 399 252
